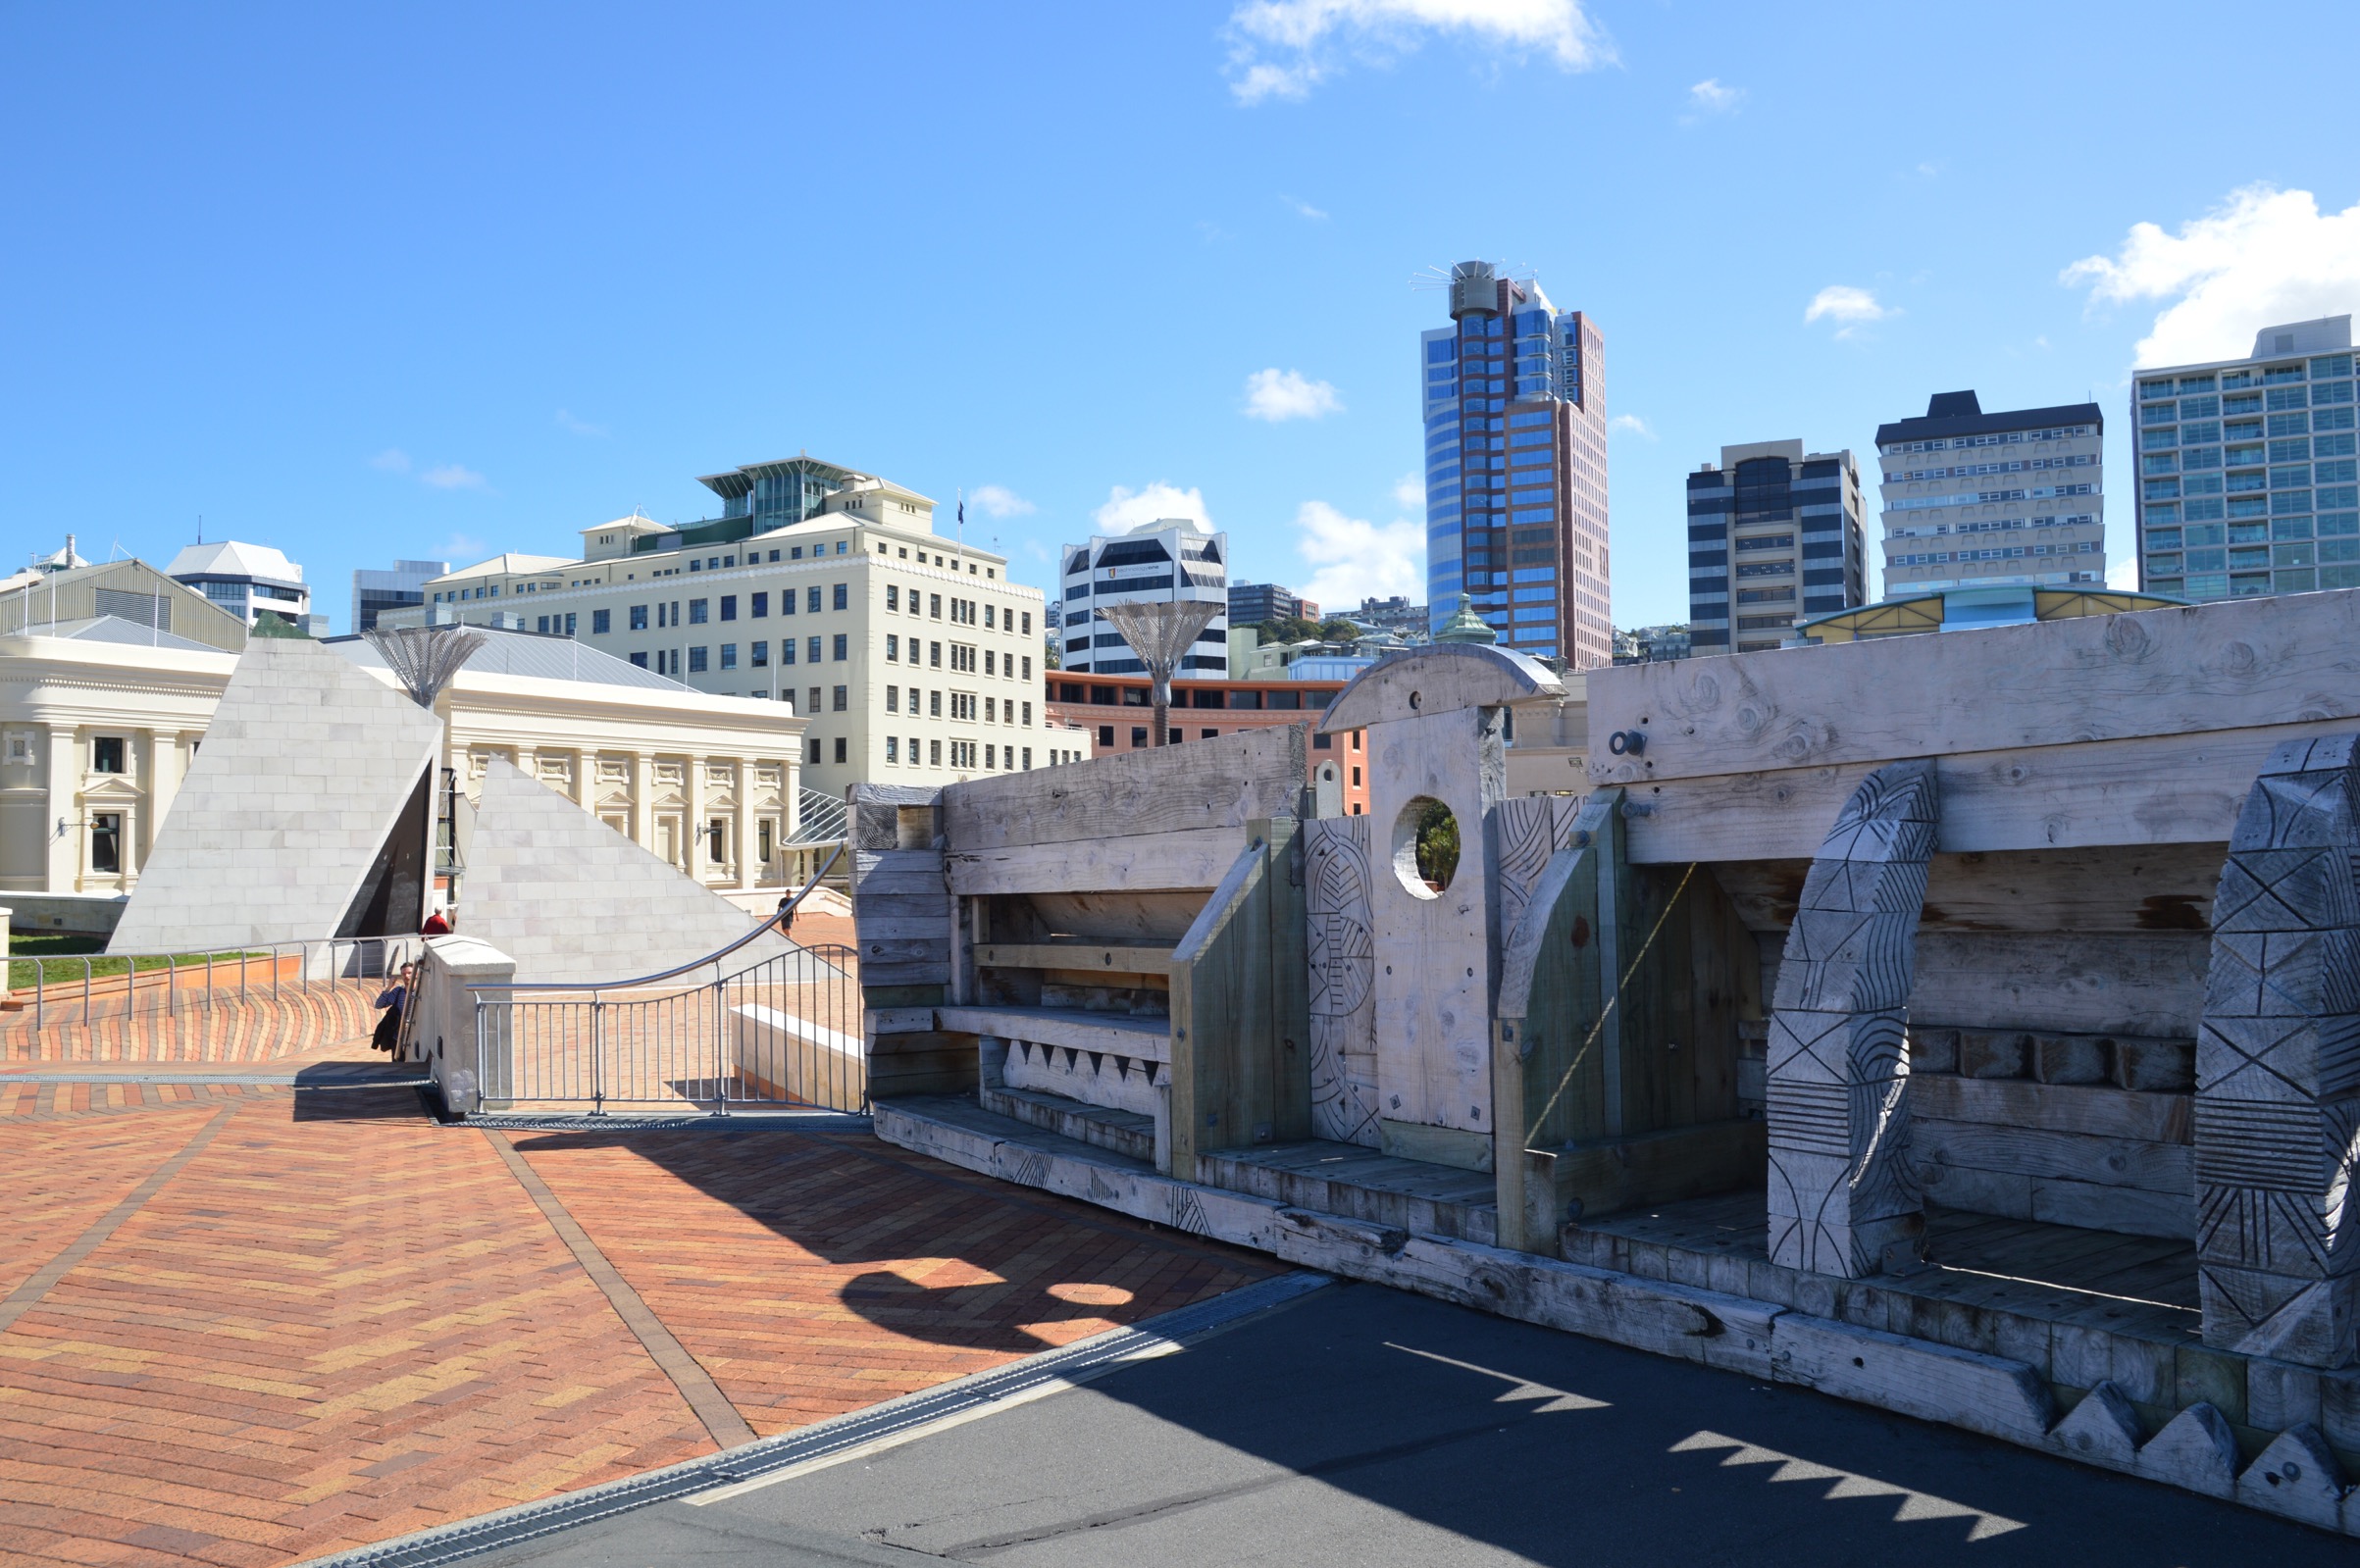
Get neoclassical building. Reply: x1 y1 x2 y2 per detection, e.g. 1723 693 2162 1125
0 593 809 934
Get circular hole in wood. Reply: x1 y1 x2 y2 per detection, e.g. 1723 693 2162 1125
1391 795 1460 900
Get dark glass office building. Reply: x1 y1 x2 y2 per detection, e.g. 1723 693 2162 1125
1686 441 1866 655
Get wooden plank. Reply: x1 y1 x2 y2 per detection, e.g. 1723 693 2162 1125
1911 1074 2191 1144
1713 845 2228 936
1318 642 1565 734
934 1004 1171 1063
940 726 1306 850
1770 1312 2053 1442
1912 1117 2193 1192
947 826 1244 895
1533 1119 1767 1224
1380 1118 1494 1173
1912 932 2207 1037
976 942 1177 975
1166 841 1263 1175
1591 590 2360 788
1621 722 2357 863
850 849 945 894
864 1007 938 1036
1265 817 1312 1147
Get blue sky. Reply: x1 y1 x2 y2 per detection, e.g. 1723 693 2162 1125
6 1 2358 632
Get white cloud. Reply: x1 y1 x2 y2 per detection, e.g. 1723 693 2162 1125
1243 367 1344 421
370 448 412 474
436 532 487 564
1686 78 1742 116
2105 553 2139 591
1392 472 1424 508
1095 481 1214 533
420 464 487 490
1609 414 1656 439
1805 285 1895 338
969 484 1037 519
1293 500 1422 606
1225 0 1613 104
1281 193 1330 220
555 409 609 438
2060 185 2360 368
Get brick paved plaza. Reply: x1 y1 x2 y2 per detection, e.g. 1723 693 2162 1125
0 1073 1272 1567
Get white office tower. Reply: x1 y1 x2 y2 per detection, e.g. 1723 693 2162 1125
1057 519 1228 677
2131 316 2356 603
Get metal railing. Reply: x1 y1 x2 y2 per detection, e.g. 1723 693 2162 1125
468 843 862 1116
11 935 421 1035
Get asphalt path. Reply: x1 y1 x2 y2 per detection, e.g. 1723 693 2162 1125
478 1281 2345 1567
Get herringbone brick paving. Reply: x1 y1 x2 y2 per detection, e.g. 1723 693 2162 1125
0 1086 1273 1567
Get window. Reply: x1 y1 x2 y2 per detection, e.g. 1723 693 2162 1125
929 739 941 766
91 736 126 775
706 818 726 864
1021 657 1032 680
630 652 648 669
887 686 899 713
720 644 737 671
833 685 847 712
630 604 648 631
930 593 943 618
809 686 822 713
833 583 848 611
783 588 795 615
887 585 899 611
833 736 847 763
806 586 822 614
591 608 611 634
90 812 122 875
1022 748 1032 768
720 595 737 621
887 736 899 763
1098 725 1114 747
1131 728 1148 748
752 640 768 667
1022 701 1032 725
751 591 768 618
690 599 709 624
808 738 822 764
833 633 848 660
930 640 943 668
689 646 708 673
807 636 821 663
887 633 899 661
1021 612 1033 635
930 690 943 717
781 637 796 665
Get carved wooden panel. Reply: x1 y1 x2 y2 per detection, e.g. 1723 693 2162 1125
2195 733 2360 1368
1494 794 1581 941
1305 815 1380 1147
1767 759 1936 1278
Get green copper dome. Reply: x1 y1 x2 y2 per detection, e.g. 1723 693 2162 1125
1433 591 1498 645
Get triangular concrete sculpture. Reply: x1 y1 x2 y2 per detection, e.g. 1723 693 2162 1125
111 640 443 953
458 759 795 984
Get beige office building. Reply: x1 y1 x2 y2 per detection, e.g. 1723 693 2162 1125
383 457 1071 798
1876 392 2105 595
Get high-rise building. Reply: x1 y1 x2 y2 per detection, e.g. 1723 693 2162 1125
166 540 327 635
1420 261 1610 667
1057 519 1228 678
1875 392 2105 595
377 458 1053 797
2131 316 2356 603
1229 582 1305 628
1686 440 1867 655
351 558 450 633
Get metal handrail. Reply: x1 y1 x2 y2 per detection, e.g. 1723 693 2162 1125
482 840 847 994
13 934 420 1033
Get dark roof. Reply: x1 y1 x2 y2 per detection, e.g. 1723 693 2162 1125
1876 391 2102 445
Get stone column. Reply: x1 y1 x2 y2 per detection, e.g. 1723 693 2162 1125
685 755 706 881
2195 734 2360 1368
632 751 655 851
1766 758 1936 1279
732 760 755 890
571 748 590 808
45 725 78 894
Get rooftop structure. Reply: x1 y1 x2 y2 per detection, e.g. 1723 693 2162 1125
167 539 325 635
1793 584 2181 644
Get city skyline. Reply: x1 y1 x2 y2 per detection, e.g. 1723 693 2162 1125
4 6 2357 633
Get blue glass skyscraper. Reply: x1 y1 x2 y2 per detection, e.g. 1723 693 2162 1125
1421 262 1611 667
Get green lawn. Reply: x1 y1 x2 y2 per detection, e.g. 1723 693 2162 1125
8 935 275 992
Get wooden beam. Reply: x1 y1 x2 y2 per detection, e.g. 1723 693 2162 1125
1910 1073 2190 1143
1317 642 1564 733
947 826 1245 895
1591 590 2360 789
1380 1118 1494 1173
939 726 1306 850
975 941 1176 975
1166 841 1263 1175
1621 720 2360 862
1911 932 2207 1037
934 1003 1172 1063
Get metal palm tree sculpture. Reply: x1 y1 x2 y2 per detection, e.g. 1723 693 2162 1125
364 623 487 709
1098 600 1223 747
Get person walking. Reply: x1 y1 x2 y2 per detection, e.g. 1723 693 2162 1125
372 961 414 1053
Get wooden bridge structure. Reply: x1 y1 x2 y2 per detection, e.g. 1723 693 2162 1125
854 587 2360 1537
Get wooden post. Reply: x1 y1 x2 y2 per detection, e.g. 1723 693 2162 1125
1765 759 1935 1278
2195 734 2360 1368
